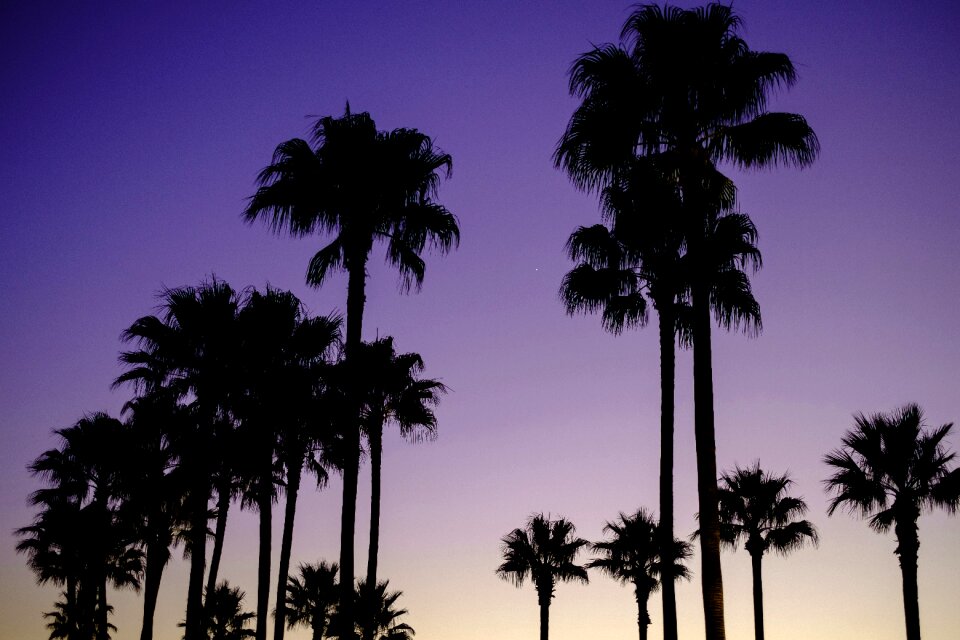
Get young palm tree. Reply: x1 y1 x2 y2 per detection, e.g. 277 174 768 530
186 582 255 640
352 579 415 640
716 464 818 640
285 562 340 640
588 509 692 640
555 6 817 638
355 336 446 640
116 279 244 640
824 404 959 640
497 514 589 640
244 106 459 631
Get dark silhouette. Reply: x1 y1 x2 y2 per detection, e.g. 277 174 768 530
285 562 340 640
497 514 589 640
560 156 688 640
352 579 416 640
244 105 459 633
182 582 255 640
555 6 818 638
715 464 818 640
116 279 244 640
824 404 959 640
355 337 445 640
587 509 692 640
17 413 143 640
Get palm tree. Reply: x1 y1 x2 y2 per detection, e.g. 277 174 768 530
496 514 589 640
186 582 256 640
824 404 959 640
285 562 340 640
588 509 692 640
17 413 143 640
715 463 818 640
117 279 244 640
244 105 458 631
355 337 445 640
352 579 415 640
555 6 818 638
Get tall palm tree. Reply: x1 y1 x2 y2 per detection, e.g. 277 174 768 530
285 562 340 640
715 464 818 640
355 336 446 640
117 279 244 640
588 509 692 640
244 105 458 631
824 404 959 640
555 6 817 638
496 514 589 640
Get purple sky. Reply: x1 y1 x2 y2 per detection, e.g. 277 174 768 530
2 2 959 639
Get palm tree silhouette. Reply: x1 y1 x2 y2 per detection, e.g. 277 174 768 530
244 105 459 631
18 413 143 640
285 562 340 640
715 463 818 640
824 404 959 640
355 336 446 640
497 514 589 640
555 6 817 638
184 582 256 640
588 509 692 640
117 279 243 640
352 579 416 640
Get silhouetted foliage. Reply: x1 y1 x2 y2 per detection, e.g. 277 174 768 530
285 562 340 640
825 404 959 640
715 463 818 640
497 514 589 640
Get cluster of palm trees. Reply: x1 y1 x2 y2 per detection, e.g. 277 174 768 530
17 279 446 640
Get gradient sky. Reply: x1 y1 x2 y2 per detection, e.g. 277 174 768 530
2 2 959 639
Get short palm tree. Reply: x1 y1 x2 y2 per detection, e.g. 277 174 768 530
285 562 340 640
556 7 817 638
824 404 959 640
497 514 589 640
588 509 692 640
244 105 459 631
716 464 818 640
186 582 255 640
353 579 415 640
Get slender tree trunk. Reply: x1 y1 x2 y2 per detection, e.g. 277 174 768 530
256 438 274 640
205 474 232 604
895 520 922 640
691 282 725 640
139 539 169 640
363 423 384 640
184 481 210 640
635 587 651 640
538 596 550 640
96 572 108 640
338 257 368 637
274 453 304 640
657 304 679 640
750 552 764 640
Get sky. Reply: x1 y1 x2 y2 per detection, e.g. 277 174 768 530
1 1 959 639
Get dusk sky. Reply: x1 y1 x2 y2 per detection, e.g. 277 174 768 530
2 2 959 639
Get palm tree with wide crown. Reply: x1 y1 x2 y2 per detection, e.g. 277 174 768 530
824 404 959 640
285 562 340 640
588 509 692 640
715 463 818 640
244 105 459 632
555 6 817 638
496 514 589 640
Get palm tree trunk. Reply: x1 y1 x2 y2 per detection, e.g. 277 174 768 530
184 483 210 640
657 303 678 640
139 539 169 640
538 597 550 640
363 423 384 640
339 257 368 637
750 552 764 640
96 573 109 640
691 282 726 640
895 520 922 640
635 587 652 640
205 474 232 604
274 453 304 640
256 443 274 640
